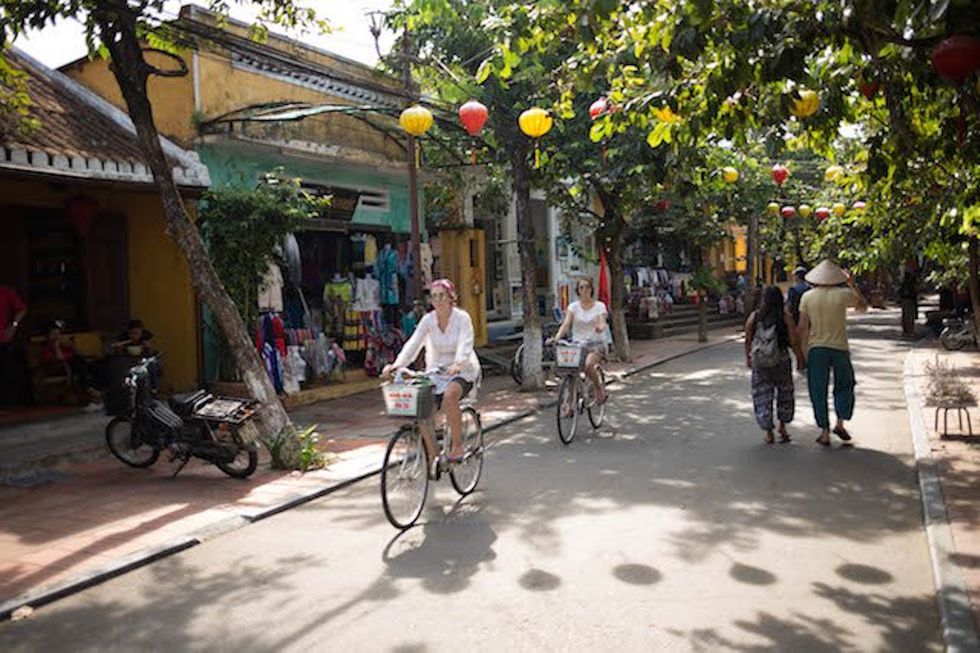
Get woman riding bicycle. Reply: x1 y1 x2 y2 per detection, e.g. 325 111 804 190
548 276 609 406
382 278 481 463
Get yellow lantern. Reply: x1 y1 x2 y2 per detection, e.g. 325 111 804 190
519 107 553 168
799 203 813 218
399 105 433 137
833 202 846 217
767 202 780 216
722 167 739 183
825 165 845 182
791 89 819 119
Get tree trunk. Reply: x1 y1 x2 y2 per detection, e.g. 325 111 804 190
512 153 544 390
969 237 980 337
697 296 708 343
97 15 291 443
746 211 759 314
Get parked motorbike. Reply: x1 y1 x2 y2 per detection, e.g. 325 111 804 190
105 356 261 478
940 316 978 351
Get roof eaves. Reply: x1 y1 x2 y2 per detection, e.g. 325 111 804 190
11 48 210 188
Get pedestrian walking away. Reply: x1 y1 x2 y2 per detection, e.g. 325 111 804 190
786 266 810 326
745 286 806 444
797 260 868 447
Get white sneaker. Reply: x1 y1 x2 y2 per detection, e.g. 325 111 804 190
81 402 103 413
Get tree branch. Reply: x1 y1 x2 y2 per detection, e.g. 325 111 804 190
142 47 189 78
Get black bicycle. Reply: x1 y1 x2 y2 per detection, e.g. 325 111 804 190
553 341 607 445
379 370 484 529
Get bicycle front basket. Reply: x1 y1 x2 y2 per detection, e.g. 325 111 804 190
555 343 586 372
381 381 435 418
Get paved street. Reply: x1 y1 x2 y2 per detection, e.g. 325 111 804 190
0 314 943 651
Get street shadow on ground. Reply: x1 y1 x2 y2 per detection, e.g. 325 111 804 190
668 579 940 653
0 554 306 652
380 501 498 595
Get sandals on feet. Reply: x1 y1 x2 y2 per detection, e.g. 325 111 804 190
816 435 831 447
764 431 775 445
779 433 792 443
833 426 852 441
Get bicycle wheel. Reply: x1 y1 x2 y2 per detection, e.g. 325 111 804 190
105 417 159 468
511 344 525 385
588 368 607 429
381 425 429 529
556 375 579 445
450 408 484 495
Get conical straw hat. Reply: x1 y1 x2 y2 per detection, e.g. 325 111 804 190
805 259 848 286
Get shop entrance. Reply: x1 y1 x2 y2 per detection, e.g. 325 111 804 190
0 205 129 424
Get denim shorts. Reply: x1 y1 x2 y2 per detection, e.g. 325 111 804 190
434 376 474 409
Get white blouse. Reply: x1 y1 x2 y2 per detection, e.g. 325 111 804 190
567 300 608 343
392 307 481 383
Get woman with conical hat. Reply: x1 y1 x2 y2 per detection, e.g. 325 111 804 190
797 260 868 446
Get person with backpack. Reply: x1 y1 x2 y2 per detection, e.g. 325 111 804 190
745 286 806 444
786 266 809 325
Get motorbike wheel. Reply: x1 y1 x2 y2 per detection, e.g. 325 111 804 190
510 344 525 385
940 327 967 351
105 417 159 468
216 443 258 479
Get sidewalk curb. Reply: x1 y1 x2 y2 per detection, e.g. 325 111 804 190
902 349 979 651
0 536 198 621
0 332 739 622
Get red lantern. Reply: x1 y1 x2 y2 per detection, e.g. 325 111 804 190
459 99 488 135
815 207 831 221
771 164 789 187
931 35 980 86
458 100 488 165
66 195 97 237
655 199 671 212
589 96 610 121
780 205 796 219
860 81 879 100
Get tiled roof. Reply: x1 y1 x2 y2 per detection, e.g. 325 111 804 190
0 48 209 187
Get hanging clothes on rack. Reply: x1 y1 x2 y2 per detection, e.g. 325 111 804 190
376 243 399 306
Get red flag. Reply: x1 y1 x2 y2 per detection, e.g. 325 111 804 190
598 245 611 306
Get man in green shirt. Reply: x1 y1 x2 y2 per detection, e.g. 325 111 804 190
797 260 868 446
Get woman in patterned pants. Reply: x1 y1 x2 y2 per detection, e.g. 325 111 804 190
744 286 806 444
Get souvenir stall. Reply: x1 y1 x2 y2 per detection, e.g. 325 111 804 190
253 225 428 396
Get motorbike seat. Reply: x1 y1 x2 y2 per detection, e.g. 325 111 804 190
169 390 210 416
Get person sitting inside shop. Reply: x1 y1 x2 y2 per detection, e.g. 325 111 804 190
41 321 104 412
111 319 157 356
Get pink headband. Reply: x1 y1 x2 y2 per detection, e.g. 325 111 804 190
430 278 457 302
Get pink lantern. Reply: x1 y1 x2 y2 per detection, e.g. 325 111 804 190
780 205 796 219
852 200 867 212
589 96 610 121
815 206 831 221
771 164 789 187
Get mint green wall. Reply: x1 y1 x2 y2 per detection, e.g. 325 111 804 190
197 143 416 233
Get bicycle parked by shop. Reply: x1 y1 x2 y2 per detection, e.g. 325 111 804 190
554 340 607 445
379 369 485 530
